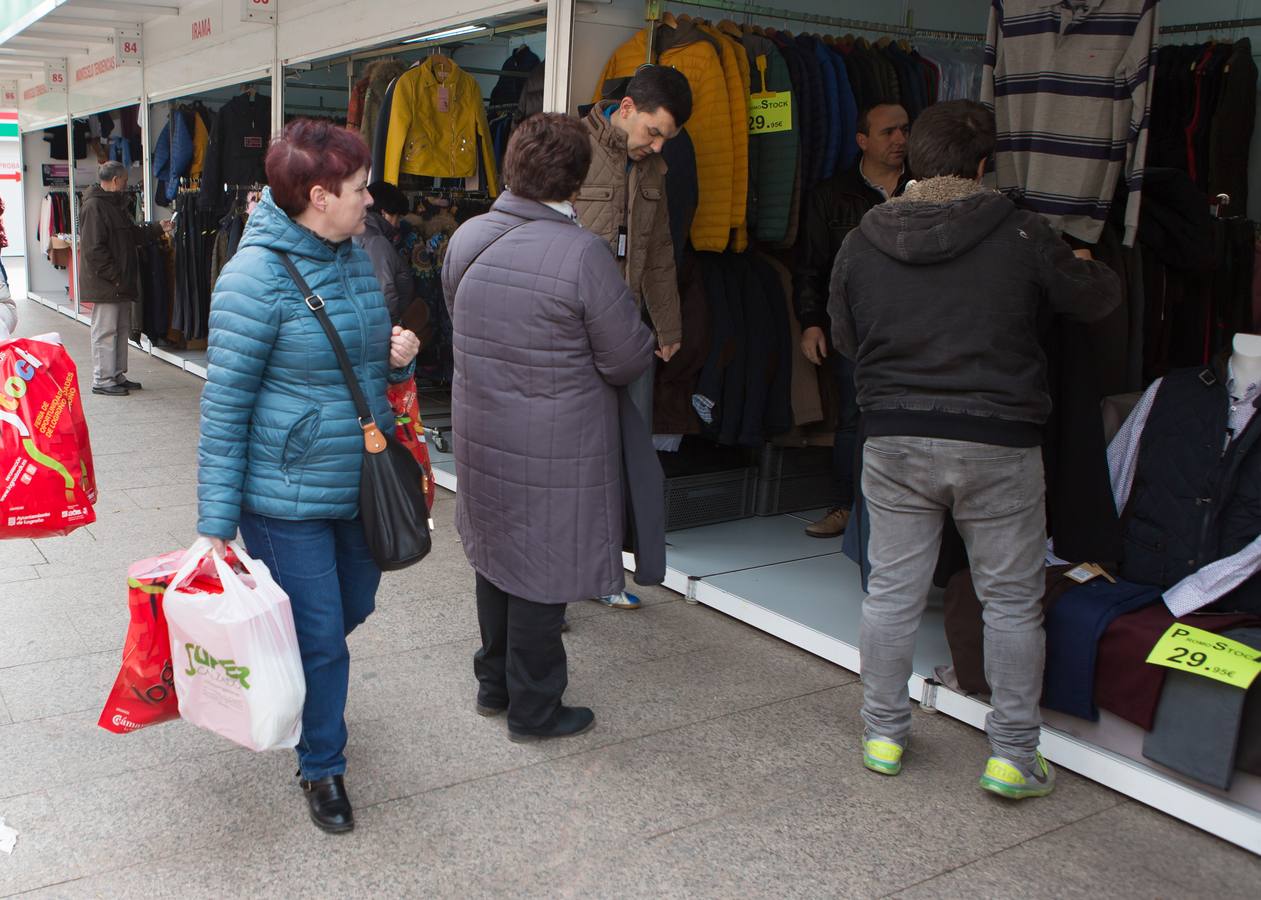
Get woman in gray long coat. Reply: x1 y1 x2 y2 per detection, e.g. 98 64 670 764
442 113 655 742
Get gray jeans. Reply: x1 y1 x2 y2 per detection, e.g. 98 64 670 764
89 301 130 388
860 436 1047 761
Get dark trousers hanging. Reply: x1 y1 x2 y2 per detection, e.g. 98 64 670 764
473 573 568 732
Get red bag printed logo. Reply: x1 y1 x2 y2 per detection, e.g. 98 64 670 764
387 379 435 510
0 337 97 538
99 548 235 734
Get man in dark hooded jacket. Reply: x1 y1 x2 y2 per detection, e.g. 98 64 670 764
828 101 1120 799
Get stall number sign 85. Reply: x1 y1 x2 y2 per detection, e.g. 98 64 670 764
748 92 792 135
1145 624 1261 689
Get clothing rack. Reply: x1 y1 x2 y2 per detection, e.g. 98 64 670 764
405 188 490 201
653 0 984 43
1159 17 1261 36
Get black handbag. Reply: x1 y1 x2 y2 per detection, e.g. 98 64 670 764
272 251 431 571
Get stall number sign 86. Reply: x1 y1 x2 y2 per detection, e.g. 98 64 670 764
1146 624 1261 689
748 92 792 135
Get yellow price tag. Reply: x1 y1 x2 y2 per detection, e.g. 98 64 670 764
1145 624 1261 689
748 91 792 135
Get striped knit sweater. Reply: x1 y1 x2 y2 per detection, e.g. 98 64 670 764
981 0 1158 246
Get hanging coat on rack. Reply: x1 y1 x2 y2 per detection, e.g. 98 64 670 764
164 109 194 203
696 20 751 251
199 91 271 215
359 58 408 149
742 34 798 245
799 34 840 182
490 45 541 107
382 57 499 193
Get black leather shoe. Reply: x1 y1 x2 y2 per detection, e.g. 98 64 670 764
116 379 142 390
508 706 595 743
91 384 129 396
476 701 507 717
299 774 354 833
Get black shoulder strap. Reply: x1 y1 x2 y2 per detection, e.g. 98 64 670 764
271 250 375 426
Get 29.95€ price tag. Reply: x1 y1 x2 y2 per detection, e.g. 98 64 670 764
1145 624 1261 689
748 92 792 135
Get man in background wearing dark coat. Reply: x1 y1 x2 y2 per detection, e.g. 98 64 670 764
79 161 170 396
794 103 910 538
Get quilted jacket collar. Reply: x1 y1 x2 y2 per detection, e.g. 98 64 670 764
491 189 579 227
238 187 349 262
589 100 629 156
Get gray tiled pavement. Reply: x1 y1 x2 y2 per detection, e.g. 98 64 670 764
1 297 1258 897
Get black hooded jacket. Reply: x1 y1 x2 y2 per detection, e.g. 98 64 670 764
828 177 1122 446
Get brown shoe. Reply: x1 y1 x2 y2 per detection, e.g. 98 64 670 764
805 508 850 538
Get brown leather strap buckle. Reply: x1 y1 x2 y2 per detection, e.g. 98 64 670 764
361 422 387 454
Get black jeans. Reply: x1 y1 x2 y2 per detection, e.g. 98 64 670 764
832 353 861 509
474 573 569 732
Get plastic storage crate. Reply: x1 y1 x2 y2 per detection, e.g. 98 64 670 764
754 444 835 515
663 468 758 531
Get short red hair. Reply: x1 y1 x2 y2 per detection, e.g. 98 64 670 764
265 119 371 217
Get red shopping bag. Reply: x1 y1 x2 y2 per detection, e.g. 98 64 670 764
98 548 234 734
387 379 436 510
0 336 97 538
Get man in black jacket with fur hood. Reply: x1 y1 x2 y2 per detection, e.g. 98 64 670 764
828 100 1120 799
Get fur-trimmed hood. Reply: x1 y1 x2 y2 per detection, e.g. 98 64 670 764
363 58 408 96
860 176 1016 265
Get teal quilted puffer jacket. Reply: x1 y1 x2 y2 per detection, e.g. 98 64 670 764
197 188 404 540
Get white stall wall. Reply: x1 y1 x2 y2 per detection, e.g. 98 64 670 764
16 79 68 132
277 0 547 65
0 134 23 260
141 0 276 103
21 128 69 297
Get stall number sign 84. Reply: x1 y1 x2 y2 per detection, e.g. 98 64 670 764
1145 624 1261 689
748 92 792 135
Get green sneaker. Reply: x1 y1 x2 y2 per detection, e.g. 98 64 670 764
862 737 904 776
980 752 1056 799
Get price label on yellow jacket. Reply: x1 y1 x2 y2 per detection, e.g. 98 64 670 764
748 92 792 135
1145 624 1261 689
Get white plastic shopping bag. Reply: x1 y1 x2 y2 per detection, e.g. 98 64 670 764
164 538 306 751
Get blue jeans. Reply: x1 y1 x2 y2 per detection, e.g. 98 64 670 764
238 512 381 780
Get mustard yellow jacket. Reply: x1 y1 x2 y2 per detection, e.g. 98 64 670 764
383 58 499 193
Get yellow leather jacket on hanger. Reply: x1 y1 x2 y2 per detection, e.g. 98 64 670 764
383 57 500 194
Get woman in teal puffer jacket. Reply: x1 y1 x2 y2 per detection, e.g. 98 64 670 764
196 119 419 834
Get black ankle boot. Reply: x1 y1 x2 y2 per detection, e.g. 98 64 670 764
508 706 596 743
300 774 354 833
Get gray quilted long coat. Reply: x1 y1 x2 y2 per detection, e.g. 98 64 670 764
442 191 656 604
